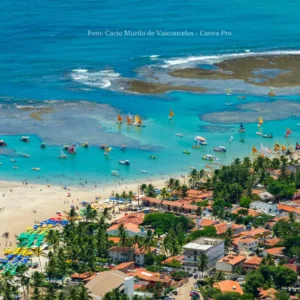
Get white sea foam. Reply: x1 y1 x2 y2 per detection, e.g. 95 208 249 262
162 50 300 68
70 69 120 89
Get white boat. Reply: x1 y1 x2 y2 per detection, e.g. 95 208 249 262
10 159 16 162
111 170 120 176
214 146 226 152
175 133 183 137
32 167 40 171
225 102 232 106
228 135 234 143
202 154 214 161
21 154 31 158
297 124 300 126
119 160 130 165
13 166 18 169
195 136 207 145
20 136 30 142
140 170 148 173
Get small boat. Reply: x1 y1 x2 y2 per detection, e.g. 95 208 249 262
225 102 232 106
169 110 175 120
284 128 292 138
192 145 201 149
119 160 130 165
68 145 76 154
99 144 107 150
183 150 191 154
240 139 245 143
20 136 30 142
258 117 263 127
13 166 18 169
10 159 16 162
32 167 40 171
256 132 262 135
81 142 89 148
134 115 145 127
213 146 226 152
117 114 123 125
269 87 275 97
228 135 234 143
40 143 46 149
274 142 280 151
202 154 214 161
111 170 120 176
0 140 7 147
195 136 207 145
175 133 183 137
121 145 127 151
21 154 31 158
149 155 156 159
140 170 148 173
237 96 247 99
58 150 67 159
262 134 273 138
282 144 287 152
239 123 245 133
225 88 232 96
127 113 133 125
62 145 70 150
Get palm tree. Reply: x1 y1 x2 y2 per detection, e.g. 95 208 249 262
214 271 225 282
45 229 60 250
197 252 209 277
139 184 147 194
44 285 57 300
118 224 128 261
188 169 199 188
243 157 252 168
66 207 78 222
78 285 93 300
142 230 154 254
160 187 170 200
146 184 156 197
262 254 275 266
31 287 42 300
34 247 47 272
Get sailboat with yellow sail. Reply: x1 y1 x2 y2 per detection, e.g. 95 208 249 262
169 110 175 120
117 114 122 125
257 117 263 127
269 87 276 97
281 144 287 152
274 141 280 152
134 115 145 127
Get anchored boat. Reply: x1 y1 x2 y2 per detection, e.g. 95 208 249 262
20 136 30 142
202 154 214 161
195 136 207 145
169 110 175 120
258 117 263 127
0 140 7 147
284 128 292 138
117 114 123 125
119 160 130 165
213 146 226 152
58 150 67 159
225 88 232 96
262 133 273 138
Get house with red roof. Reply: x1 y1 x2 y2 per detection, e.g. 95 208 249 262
263 247 285 258
243 256 263 271
216 254 246 273
107 222 146 237
213 280 243 295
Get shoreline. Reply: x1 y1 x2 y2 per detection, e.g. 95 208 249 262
0 176 176 257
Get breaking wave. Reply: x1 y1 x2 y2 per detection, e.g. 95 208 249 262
70 68 121 89
162 49 300 68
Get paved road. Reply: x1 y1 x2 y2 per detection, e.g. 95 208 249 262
173 278 199 300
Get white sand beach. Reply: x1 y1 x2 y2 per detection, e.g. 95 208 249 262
0 177 169 257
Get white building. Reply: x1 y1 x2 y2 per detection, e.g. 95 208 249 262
182 237 224 273
216 254 246 273
250 201 277 215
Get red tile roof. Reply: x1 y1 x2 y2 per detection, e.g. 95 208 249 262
258 288 277 299
265 247 285 256
107 222 141 233
265 238 282 247
213 280 243 295
127 268 172 284
244 256 263 266
217 254 246 265
214 223 228 235
162 255 184 265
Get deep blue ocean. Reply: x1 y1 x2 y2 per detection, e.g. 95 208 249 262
1 0 300 185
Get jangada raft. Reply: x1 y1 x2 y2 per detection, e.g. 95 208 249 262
67 145 76 154
195 136 207 145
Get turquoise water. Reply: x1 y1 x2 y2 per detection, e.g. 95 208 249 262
1 1 300 185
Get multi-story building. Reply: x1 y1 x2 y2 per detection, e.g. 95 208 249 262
182 237 224 273
216 254 246 273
